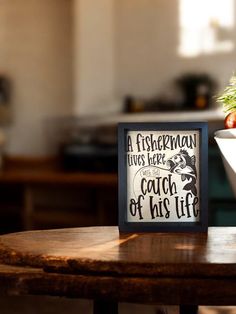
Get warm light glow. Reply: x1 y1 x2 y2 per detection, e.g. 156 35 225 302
178 0 234 57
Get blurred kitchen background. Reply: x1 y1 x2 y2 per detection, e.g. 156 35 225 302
0 0 235 234
1 1 236 314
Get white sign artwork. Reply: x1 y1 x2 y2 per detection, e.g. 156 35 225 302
126 130 200 223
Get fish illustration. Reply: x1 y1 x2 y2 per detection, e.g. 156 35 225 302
166 150 197 196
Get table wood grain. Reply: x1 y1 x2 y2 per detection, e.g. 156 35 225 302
0 264 236 305
1 227 236 308
0 226 236 278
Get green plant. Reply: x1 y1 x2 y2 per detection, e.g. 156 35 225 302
217 74 236 113
217 74 236 129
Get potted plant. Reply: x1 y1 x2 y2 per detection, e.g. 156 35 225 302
217 74 236 129
215 73 236 196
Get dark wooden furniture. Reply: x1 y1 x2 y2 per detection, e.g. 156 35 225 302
0 156 118 231
0 226 236 314
0 154 236 233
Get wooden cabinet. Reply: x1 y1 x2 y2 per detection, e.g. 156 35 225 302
0 157 118 233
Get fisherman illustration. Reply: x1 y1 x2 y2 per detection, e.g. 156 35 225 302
166 149 197 196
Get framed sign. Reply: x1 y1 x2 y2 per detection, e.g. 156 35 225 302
118 122 208 232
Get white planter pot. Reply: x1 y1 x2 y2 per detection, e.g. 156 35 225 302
215 129 236 197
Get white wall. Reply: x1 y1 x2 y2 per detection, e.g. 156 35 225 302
115 0 178 98
1 0 236 156
73 0 116 115
0 0 73 156
115 0 236 99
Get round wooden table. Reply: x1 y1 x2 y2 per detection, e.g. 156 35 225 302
0 226 236 314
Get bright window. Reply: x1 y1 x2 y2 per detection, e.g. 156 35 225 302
178 0 234 57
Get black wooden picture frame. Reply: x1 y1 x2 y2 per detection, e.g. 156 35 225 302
118 122 208 233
